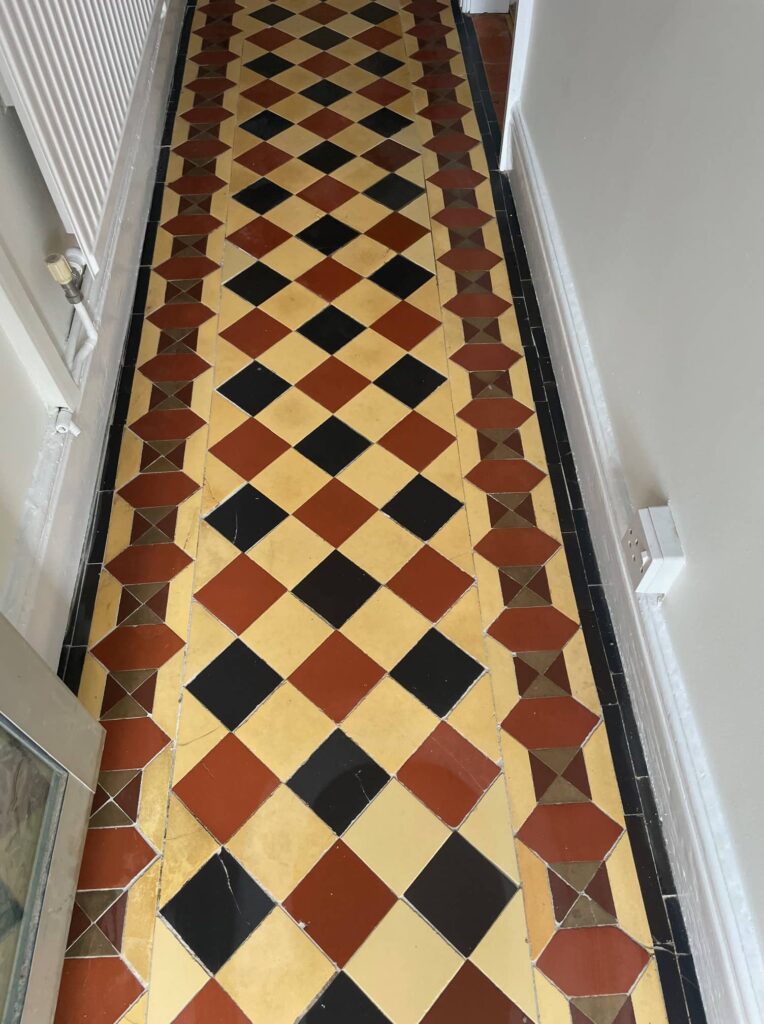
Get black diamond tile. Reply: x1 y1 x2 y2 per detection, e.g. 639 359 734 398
364 173 424 211
205 484 288 550
301 141 354 174
298 307 364 354
355 1 395 24
234 179 291 215
251 3 291 24
241 109 292 140
301 974 390 1022
405 834 517 956
225 263 290 306
369 255 433 299
245 53 292 77
391 628 483 716
295 416 370 475
303 27 346 50
288 729 388 834
218 362 290 416
293 550 379 627
187 640 282 730
357 53 403 77
297 214 359 256
301 81 351 107
382 475 462 541
160 850 272 973
375 355 445 408
360 109 413 138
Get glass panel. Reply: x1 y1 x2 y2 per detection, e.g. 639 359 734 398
0 714 65 1023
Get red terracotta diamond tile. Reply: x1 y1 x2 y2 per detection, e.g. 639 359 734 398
55 957 144 1024
131 408 206 442
538 927 649 997
298 258 361 302
162 213 223 236
101 718 170 771
174 734 279 843
221 308 290 358
398 722 499 827
299 175 356 212
140 352 210 382
300 108 353 139
295 479 376 547
356 26 396 48
92 624 185 672
421 961 528 1023
236 142 291 175
420 100 471 122
304 1 343 23
297 357 368 412
502 696 599 749
428 167 484 190
366 212 428 253
379 411 453 471
241 79 291 107
358 79 408 106
228 217 290 258
434 206 491 230
488 606 578 653
106 543 192 584
248 26 291 49
364 139 419 172
439 246 502 272
443 292 510 318
182 107 231 126
148 303 214 330
173 980 250 1023
450 343 520 371
154 255 219 280
372 301 440 350
169 173 227 196
458 397 533 429
475 527 560 567
195 554 286 634
118 472 200 509
466 459 546 493
210 419 289 479
173 137 229 159
388 546 472 621
79 826 155 890
425 130 479 156
518 803 622 863
300 52 349 77
283 842 395 966
290 632 384 721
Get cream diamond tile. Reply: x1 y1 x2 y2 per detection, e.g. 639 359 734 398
262 281 326 330
228 786 334 902
338 444 416 508
269 158 323 194
258 195 320 238
339 512 420 582
337 385 406 442
208 388 248 447
253 448 330 511
334 279 399 325
160 794 218 904
337 330 404 379
469 896 537 1020
257 333 328 384
172 690 228 784
218 908 334 1024
242 593 332 677
221 240 255 284
333 234 389 276
334 193 389 233
459 778 519 882
183 601 234 684
250 516 332 589
236 682 334 781
342 588 428 670
342 678 438 774
344 781 449 896
202 456 243 516
447 674 501 762
334 123 378 157
346 901 461 1024
263 237 324 280
195 519 240 590
438 587 485 662
145 921 208 1024
332 157 388 193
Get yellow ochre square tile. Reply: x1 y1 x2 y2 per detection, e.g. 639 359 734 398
146 920 208 1024
459 778 519 882
228 785 334 902
160 794 218 904
218 908 334 1024
344 781 449 895
339 512 421 582
342 588 428 670
250 516 332 589
236 682 334 781
338 444 415 507
469 896 537 1021
346 901 461 1024
257 333 328 384
342 677 438 774
242 593 332 678
337 386 406 443
253 448 330 512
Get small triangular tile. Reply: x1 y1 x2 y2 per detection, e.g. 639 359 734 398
90 802 134 828
571 995 630 1024
98 770 139 798
112 669 156 693
115 775 142 820
66 924 118 959
76 890 122 922
551 861 602 892
539 776 591 804
100 694 148 721
585 862 617 918
548 869 578 922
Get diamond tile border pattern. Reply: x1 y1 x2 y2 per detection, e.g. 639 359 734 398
54 0 677 1022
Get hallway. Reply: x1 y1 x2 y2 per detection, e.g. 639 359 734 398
55 1 673 1021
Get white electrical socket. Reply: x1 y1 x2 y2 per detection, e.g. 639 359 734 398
622 505 684 597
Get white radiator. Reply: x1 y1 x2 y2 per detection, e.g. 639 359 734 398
0 0 161 272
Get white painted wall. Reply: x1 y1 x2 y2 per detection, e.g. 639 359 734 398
512 0 764 1014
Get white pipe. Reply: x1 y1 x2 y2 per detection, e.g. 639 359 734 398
71 301 98 381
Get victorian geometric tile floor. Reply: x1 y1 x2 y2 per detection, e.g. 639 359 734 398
55 1 673 1022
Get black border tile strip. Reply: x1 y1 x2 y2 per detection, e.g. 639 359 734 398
453 5 707 1022
58 1 198 692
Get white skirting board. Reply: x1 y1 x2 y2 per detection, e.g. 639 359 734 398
0 1 187 668
508 107 764 1024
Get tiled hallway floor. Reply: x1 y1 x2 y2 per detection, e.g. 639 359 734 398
56 1 673 1022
